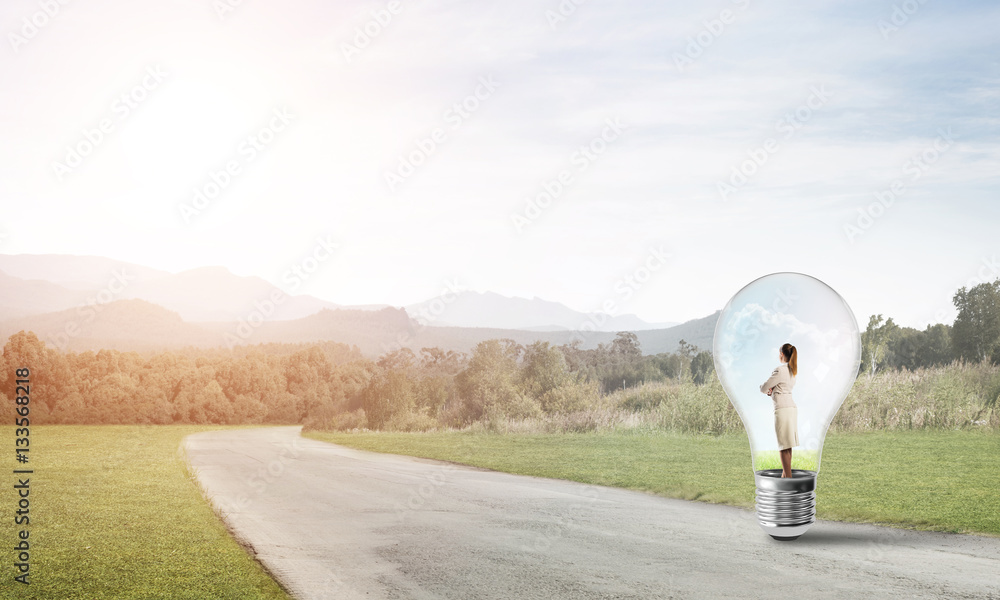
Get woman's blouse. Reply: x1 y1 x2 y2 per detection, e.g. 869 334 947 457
760 363 796 409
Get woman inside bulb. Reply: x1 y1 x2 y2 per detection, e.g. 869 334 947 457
761 343 798 478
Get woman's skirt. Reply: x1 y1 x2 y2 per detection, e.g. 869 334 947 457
774 406 799 450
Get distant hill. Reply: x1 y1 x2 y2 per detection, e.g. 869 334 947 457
218 306 716 358
0 253 168 290
0 299 718 358
115 266 343 322
0 300 421 355
0 253 712 355
405 290 677 332
0 269 94 317
198 306 417 354
0 298 216 353
0 254 345 322
634 310 720 355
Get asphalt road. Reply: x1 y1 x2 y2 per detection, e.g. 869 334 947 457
181 426 1000 600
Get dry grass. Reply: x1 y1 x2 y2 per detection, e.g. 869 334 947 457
832 359 1000 432
313 359 1000 435
464 359 1000 435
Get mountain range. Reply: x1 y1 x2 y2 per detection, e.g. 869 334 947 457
0 253 715 357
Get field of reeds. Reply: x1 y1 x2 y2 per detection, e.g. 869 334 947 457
386 359 1000 435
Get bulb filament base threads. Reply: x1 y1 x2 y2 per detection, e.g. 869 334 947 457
754 469 817 540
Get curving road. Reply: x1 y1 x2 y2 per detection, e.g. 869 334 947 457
181 426 1000 600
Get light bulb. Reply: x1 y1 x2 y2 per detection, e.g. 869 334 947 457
713 272 862 540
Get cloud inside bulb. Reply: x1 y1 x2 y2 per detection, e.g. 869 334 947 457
721 303 851 377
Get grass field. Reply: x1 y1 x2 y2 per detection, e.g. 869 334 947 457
303 429 1000 536
0 425 292 600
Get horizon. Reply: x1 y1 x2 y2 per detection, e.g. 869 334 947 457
0 249 992 332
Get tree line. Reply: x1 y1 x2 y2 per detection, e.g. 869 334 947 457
0 329 710 427
860 278 1000 374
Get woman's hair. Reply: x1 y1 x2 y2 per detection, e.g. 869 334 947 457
781 343 798 377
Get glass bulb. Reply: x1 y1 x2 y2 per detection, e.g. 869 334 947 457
713 272 862 540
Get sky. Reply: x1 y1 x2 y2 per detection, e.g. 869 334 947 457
1 0 998 329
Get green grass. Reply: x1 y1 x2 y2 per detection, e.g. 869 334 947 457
753 449 818 471
303 429 1000 536
0 425 292 600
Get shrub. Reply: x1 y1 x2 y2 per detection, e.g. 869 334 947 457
325 408 367 431
540 380 601 414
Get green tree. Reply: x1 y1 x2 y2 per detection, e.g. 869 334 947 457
215 353 272 424
917 323 953 367
286 346 335 423
611 331 642 363
2 331 71 423
455 339 539 422
418 347 466 376
952 280 1000 363
650 352 685 380
414 375 455 417
335 360 376 413
861 314 898 376
886 326 922 371
520 341 570 402
361 369 416 429
884 323 955 371
690 350 715 385
172 365 236 424
201 380 236 424
557 339 589 373
377 347 416 372
676 339 698 360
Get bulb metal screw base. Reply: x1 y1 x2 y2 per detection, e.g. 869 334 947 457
754 469 816 541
